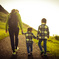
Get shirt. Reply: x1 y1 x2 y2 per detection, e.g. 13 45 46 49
22 31 36 43
37 23 49 39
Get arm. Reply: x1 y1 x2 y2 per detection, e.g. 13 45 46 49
17 13 23 31
47 27 49 38
32 33 36 39
22 32 26 35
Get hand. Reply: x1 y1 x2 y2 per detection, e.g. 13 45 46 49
6 29 7 33
37 39 39 40
21 30 23 34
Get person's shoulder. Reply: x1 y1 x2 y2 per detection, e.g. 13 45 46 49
45 25 49 28
39 25 42 28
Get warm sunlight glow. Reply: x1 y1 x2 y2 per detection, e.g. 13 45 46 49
0 0 59 36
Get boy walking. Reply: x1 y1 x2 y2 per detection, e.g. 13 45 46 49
22 27 36 56
37 18 49 56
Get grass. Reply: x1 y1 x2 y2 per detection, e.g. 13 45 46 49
0 21 9 40
47 40 59 56
0 29 9 40
0 12 8 22
33 36 59 57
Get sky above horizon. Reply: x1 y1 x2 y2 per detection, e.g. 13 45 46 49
0 0 59 36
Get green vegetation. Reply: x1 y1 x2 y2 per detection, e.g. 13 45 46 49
33 36 59 57
0 12 8 22
54 35 59 40
0 21 9 40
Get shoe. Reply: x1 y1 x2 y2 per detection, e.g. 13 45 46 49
44 54 47 56
30 52 32 55
15 47 19 52
13 52 16 55
40 51 44 55
28 53 31 56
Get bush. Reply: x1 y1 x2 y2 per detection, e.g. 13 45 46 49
55 35 59 40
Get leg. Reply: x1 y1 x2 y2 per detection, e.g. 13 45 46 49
38 40 44 55
38 40 43 51
44 40 47 54
15 28 19 49
30 42 33 52
26 43 30 53
9 29 15 52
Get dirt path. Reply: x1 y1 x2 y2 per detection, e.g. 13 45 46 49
0 35 59 59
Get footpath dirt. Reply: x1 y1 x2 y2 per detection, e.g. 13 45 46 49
0 35 59 59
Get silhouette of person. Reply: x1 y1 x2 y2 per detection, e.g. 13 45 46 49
6 9 23 55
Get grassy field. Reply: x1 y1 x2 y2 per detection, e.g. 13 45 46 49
0 21 9 40
33 36 59 57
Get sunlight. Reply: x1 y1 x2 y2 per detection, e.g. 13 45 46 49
1 0 59 36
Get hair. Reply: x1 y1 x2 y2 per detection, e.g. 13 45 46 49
16 9 19 12
27 27 32 32
11 9 15 13
41 18 46 23
11 9 19 13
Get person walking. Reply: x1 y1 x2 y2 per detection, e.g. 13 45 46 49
37 18 49 56
22 27 36 56
6 9 23 55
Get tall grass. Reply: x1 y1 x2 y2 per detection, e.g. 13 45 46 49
33 36 59 56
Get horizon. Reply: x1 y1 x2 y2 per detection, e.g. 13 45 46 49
0 0 59 36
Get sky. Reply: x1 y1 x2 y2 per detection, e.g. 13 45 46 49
0 0 59 36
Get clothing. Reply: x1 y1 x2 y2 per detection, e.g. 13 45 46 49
9 27 19 52
6 11 23 53
26 43 33 53
37 23 49 39
22 31 36 43
22 31 36 53
6 12 23 31
37 23 49 55
38 39 47 54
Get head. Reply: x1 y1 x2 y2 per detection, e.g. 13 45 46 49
41 18 47 24
27 27 32 32
11 9 19 13
15 9 19 13
11 9 15 13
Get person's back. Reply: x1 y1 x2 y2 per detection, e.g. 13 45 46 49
8 9 19 29
25 31 34 43
38 23 49 39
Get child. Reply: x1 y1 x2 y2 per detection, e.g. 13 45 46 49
22 27 36 56
37 18 49 56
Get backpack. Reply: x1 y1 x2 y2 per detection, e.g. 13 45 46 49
8 13 18 29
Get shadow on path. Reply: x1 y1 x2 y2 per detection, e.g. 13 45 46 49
28 54 33 59
10 55 17 59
